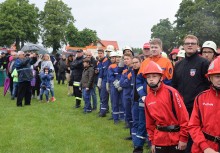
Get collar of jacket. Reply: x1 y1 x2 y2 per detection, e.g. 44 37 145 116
134 69 139 74
150 55 162 62
211 85 220 97
150 81 164 95
185 52 198 61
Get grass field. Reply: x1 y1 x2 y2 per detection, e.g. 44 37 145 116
0 83 146 153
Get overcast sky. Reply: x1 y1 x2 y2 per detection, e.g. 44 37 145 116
1 0 182 49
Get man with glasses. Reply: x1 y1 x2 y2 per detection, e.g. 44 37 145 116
172 35 210 153
201 41 218 62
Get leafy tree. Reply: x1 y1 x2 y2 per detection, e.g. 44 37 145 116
40 0 74 53
65 22 79 47
77 28 99 47
132 48 142 55
0 0 40 50
65 24 99 47
151 18 175 52
174 0 220 46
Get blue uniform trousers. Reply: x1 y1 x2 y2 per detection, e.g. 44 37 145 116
132 101 139 142
133 99 147 147
100 81 109 115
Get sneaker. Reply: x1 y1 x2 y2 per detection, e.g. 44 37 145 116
51 97 56 102
46 101 49 103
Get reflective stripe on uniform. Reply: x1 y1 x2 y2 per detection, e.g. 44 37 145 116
73 81 80 86
75 97 82 101
139 102 144 107
101 107 107 110
132 133 136 135
113 112 120 114
136 135 146 139
137 86 143 91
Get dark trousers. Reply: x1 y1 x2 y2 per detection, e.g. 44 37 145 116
73 85 82 107
155 145 185 153
58 72 65 84
185 107 193 153
17 81 32 106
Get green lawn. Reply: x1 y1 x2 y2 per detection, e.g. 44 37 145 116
0 83 138 153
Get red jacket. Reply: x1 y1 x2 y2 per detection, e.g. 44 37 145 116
145 83 189 146
188 87 220 153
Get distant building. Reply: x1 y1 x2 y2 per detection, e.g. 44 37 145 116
65 40 119 58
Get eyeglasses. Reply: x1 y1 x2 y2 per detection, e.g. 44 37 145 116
184 42 197 46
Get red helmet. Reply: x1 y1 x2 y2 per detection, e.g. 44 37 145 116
207 56 220 76
170 48 179 55
143 61 163 76
143 42 150 49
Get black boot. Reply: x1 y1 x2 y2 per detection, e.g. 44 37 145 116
75 99 81 108
133 147 143 153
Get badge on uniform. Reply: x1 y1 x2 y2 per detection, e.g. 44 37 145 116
190 69 196 76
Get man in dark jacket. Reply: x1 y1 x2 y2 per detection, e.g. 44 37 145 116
172 34 210 153
85 50 98 110
81 58 94 113
14 51 35 107
70 49 84 108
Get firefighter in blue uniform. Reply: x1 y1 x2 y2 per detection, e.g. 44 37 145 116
119 53 134 140
97 45 114 117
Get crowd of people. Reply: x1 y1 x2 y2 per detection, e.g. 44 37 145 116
0 34 220 153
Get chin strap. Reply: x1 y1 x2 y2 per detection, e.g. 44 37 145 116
213 85 220 91
147 76 162 89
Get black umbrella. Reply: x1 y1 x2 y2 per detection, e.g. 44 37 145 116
21 43 48 54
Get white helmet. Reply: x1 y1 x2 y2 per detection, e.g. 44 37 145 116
161 51 168 58
116 50 123 57
123 45 132 51
105 45 115 52
110 51 118 57
202 41 217 53
177 50 185 58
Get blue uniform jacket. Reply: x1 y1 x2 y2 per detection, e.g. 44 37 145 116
97 57 111 82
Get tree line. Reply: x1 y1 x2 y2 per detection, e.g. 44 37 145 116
0 0 98 53
151 0 220 52
1 0 219 53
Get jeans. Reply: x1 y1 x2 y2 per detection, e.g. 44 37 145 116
82 88 92 112
12 82 18 98
40 88 50 101
90 84 97 109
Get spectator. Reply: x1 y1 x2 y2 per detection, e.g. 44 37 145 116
58 54 67 85
85 50 98 110
39 67 53 103
14 51 34 107
66 54 74 96
41 54 56 102
81 58 94 113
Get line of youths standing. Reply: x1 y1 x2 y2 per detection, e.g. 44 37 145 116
79 34 219 153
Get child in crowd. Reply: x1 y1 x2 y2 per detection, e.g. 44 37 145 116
80 59 94 113
39 67 53 103
11 68 18 100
